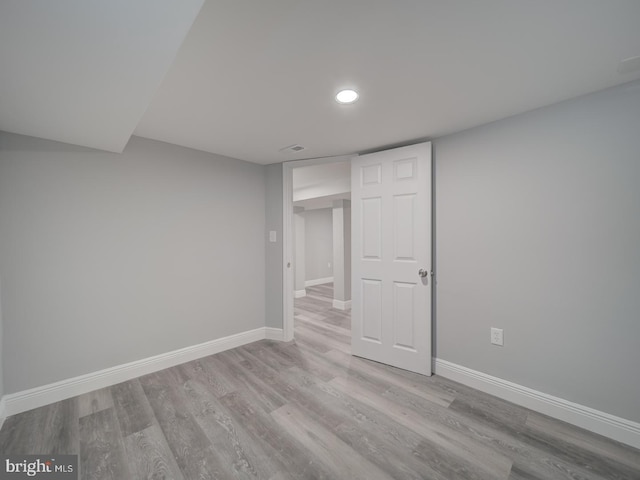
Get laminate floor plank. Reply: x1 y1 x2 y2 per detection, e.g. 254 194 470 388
293 308 325 320
1 283 638 480
508 463 546 480
411 437 507 480
326 348 455 408
78 387 114 418
214 350 288 414
0 408 43 454
329 375 514 479
218 391 333 479
287 327 333 354
505 419 640 480
0 399 78 455
447 388 529 428
268 341 339 382
283 368 461 479
525 412 640 471
140 381 229 479
295 317 351 345
231 349 350 432
296 314 351 337
305 308 351 328
381 378 621 480
179 356 237 398
506 458 607 480
333 419 438 480
286 362 505 480
295 323 351 354
225 346 281 381
379 388 596 480
38 398 80 455
271 403 391 480
79 408 132 480
236 341 300 375
182 379 279 479
111 379 155 437
278 365 374 431
123 422 185 480
142 364 191 388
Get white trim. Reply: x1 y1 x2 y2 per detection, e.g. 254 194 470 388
0 396 6 430
305 277 334 287
283 163 294 342
332 299 351 310
265 327 286 341
294 289 307 298
434 358 640 450
3 327 280 417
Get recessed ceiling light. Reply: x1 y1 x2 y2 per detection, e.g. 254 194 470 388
335 89 359 104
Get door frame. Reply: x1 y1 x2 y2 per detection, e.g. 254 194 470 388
282 155 356 341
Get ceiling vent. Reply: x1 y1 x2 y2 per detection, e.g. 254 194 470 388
280 144 306 153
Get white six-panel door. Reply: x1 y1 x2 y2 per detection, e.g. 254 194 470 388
351 142 432 375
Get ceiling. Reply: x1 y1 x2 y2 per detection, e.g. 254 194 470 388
0 0 204 152
293 160 351 210
2 1 640 164
294 192 351 211
293 161 351 201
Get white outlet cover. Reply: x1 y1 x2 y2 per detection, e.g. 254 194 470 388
491 327 504 346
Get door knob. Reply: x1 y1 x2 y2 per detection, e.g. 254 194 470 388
418 269 428 278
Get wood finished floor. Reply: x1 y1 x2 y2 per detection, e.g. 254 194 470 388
1 283 639 479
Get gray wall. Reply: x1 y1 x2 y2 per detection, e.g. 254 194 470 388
0 133 266 394
434 81 640 422
265 163 283 328
304 208 333 282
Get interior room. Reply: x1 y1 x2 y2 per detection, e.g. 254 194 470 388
1 1 639 478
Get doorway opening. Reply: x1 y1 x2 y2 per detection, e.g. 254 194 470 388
282 156 353 342
283 141 432 376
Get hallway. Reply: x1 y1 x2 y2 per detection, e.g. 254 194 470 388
294 282 351 355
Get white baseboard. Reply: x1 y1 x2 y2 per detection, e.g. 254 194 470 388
265 327 285 341
3 327 283 418
0 396 6 431
294 289 307 298
434 358 640 450
332 299 351 310
305 277 333 287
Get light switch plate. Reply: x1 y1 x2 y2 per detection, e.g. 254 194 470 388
269 231 276 242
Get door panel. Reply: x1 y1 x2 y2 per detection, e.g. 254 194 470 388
351 142 432 375
362 279 383 342
362 197 382 259
393 194 416 260
393 281 417 350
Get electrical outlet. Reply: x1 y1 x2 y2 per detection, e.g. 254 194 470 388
491 328 504 346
